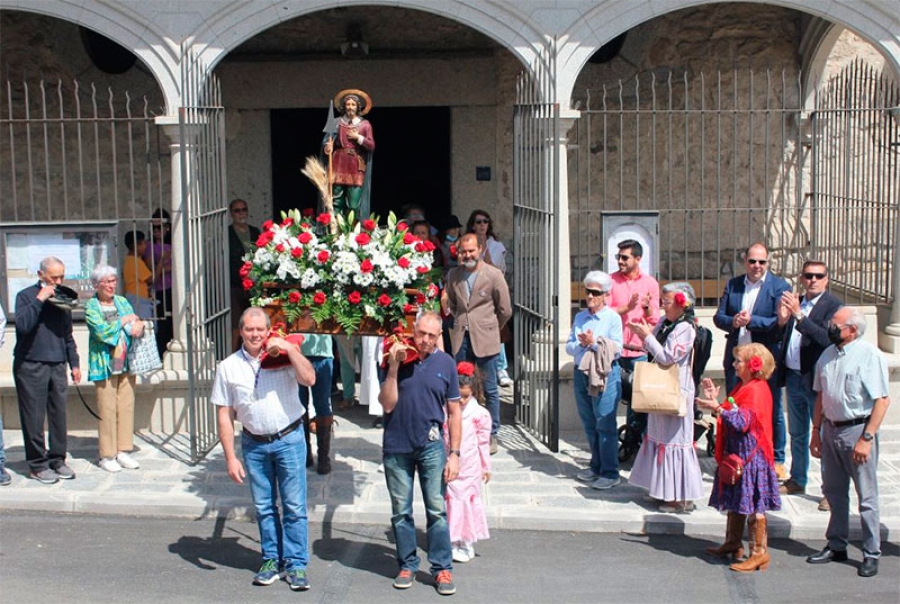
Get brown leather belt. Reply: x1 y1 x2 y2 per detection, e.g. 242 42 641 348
242 417 303 443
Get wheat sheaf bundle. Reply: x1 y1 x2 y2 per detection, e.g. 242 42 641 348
301 155 333 217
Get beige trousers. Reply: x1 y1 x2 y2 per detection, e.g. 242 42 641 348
95 374 136 459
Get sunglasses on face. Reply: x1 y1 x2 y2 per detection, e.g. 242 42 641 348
232 207 248 213
615 254 632 261
747 259 768 265
585 288 605 297
474 218 490 225
803 272 826 280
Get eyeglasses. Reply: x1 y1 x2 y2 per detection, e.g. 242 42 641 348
829 323 849 331
585 288 605 297
803 272 827 280
615 254 632 261
99 278 118 284
474 218 490 225
231 207 248 213
747 259 768 265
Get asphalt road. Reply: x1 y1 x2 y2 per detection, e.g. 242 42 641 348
0 512 897 604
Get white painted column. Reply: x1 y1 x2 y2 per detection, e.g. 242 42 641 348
154 116 192 370
880 218 900 353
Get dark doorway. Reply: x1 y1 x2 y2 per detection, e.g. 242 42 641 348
271 107 451 227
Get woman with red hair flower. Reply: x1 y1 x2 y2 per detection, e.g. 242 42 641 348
695 342 782 572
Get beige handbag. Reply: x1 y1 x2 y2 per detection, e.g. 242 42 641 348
630 361 686 416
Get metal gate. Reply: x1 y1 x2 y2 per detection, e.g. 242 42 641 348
810 60 900 305
512 42 561 452
179 51 230 463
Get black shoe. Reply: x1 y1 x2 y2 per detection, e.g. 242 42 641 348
807 547 848 564
51 463 76 480
858 557 878 577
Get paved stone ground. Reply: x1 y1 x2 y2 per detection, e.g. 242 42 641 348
1 400 897 542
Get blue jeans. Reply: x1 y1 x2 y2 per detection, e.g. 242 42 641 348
241 428 309 571
383 439 452 575
299 356 334 418
0 412 6 467
573 365 621 478
455 333 500 435
786 369 817 487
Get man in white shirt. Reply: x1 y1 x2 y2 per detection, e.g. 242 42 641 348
213 307 316 591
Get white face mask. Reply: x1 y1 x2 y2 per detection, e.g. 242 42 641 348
444 234 458 243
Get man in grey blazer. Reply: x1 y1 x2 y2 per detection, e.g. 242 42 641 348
444 233 512 454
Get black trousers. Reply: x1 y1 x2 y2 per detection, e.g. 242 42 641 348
13 359 69 472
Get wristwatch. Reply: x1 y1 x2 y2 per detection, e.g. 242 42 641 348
449 449 461 457
861 431 875 442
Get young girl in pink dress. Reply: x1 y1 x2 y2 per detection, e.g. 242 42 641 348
444 362 492 563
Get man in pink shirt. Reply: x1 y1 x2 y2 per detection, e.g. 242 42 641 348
608 240 661 433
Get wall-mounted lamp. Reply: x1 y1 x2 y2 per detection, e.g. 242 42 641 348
341 24 369 59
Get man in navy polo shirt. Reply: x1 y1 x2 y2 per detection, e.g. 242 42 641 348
379 311 462 596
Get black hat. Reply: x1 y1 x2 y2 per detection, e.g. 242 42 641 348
47 284 81 311
444 215 463 230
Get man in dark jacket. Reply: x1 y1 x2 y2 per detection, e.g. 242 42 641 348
777 260 842 499
14 256 81 484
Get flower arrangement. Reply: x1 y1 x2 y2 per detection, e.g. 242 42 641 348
241 209 441 335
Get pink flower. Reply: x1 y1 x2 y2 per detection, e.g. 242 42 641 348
360 259 374 273
362 219 377 231
348 291 362 305
298 232 312 244
288 291 301 303
313 291 327 305
377 293 392 307
356 232 371 245
317 250 330 263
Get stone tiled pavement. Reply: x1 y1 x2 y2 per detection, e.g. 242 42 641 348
1 402 897 541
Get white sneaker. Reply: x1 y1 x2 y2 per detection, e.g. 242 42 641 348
99 458 122 473
498 370 513 387
116 452 140 470
576 468 599 482
451 546 470 563
463 542 476 559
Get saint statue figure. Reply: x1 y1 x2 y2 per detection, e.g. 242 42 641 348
323 89 375 218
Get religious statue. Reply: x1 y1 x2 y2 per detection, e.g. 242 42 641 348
323 89 375 218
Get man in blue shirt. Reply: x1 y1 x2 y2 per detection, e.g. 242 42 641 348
379 311 461 596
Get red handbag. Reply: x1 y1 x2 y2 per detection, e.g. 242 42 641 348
718 453 745 486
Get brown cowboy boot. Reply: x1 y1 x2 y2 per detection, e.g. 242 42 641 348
316 416 333 475
302 413 314 468
705 512 746 560
730 515 770 572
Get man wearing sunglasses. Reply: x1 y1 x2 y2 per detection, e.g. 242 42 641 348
714 243 791 479
776 261 842 505
229 198 261 351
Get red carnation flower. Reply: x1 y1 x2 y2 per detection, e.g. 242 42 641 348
262 220 274 231
242 278 254 291
282 217 294 227
239 261 252 278
317 250 330 263
288 291 301 303
457 362 476 377
360 258 374 273
377 293 392 307
300 222 311 229
348 291 362 305
396 222 409 232
450 244 458 259
356 232 371 246
362 219 377 231
416 266 429 274
403 232 416 245
423 240 436 252
302 208 314 217
290 247 303 258
275 243 285 253
748 355 763 373
673 292 690 308
414 242 426 253
398 257 411 269
256 231 274 247
313 291 327 305
316 213 331 225
298 232 312 244
416 292 426 304
403 303 416 314
427 284 439 298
